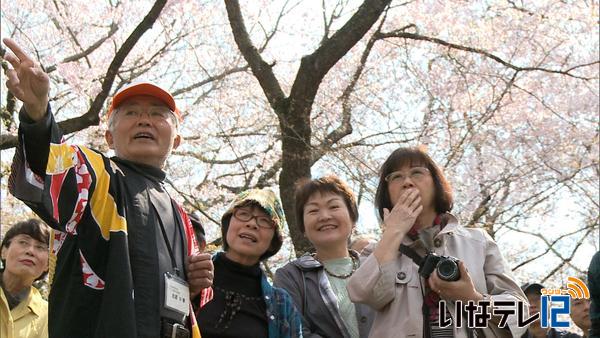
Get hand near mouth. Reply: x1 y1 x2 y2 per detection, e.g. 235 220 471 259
382 188 422 235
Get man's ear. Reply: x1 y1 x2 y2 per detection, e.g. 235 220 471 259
105 130 115 149
172 134 182 150
1 246 7 260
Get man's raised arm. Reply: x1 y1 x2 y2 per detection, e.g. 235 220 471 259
3 38 50 121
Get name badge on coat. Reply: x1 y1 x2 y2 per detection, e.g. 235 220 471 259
164 272 190 315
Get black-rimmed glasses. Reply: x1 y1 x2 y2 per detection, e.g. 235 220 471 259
233 208 275 229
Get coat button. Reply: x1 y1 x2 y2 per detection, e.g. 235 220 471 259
434 238 442 247
360 316 367 323
397 272 406 280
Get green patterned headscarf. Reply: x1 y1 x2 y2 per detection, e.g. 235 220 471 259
221 188 287 259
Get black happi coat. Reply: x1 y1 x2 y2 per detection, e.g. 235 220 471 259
9 108 206 338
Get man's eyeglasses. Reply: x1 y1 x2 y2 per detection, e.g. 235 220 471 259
119 108 174 122
385 167 430 183
233 208 275 230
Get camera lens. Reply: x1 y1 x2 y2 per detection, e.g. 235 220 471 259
436 259 460 281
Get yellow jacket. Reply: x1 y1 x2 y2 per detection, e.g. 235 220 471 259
1 286 48 338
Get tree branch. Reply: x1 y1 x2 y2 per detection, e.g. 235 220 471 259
171 65 249 96
45 23 119 73
289 0 392 103
377 31 598 80
224 0 287 112
256 159 282 188
540 226 595 282
324 19 387 147
174 150 255 165
1 0 169 150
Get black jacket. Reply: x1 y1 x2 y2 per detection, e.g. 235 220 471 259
9 108 204 338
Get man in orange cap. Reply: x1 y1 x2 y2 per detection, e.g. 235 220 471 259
104 81 183 169
3 38 213 338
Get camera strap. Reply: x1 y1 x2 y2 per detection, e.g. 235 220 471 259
399 244 425 267
399 244 437 338
399 215 444 264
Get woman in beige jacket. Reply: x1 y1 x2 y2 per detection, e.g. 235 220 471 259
347 147 528 338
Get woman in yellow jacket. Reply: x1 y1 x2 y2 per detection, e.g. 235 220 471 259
1 219 50 338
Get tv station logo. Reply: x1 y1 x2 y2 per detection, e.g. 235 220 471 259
437 276 590 329
539 276 590 328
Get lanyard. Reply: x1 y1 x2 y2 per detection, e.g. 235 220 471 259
151 193 184 277
157 214 180 276
122 162 186 278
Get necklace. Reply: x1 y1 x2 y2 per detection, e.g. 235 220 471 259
213 286 263 331
321 253 359 279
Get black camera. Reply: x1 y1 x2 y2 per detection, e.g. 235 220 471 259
418 252 461 281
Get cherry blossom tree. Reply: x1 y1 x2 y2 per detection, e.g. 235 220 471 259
1 0 597 283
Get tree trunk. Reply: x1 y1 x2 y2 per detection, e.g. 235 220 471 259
225 0 392 256
278 101 313 255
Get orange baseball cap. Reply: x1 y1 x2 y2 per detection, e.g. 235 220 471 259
107 82 181 121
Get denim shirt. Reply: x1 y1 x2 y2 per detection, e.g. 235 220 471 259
262 271 304 338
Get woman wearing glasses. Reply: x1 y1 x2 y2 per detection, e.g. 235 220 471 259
274 175 374 338
347 147 527 338
195 188 302 338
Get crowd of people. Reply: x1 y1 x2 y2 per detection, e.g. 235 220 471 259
1 37 598 338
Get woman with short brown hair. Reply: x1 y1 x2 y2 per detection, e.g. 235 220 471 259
275 175 374 338
347 146 527 337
